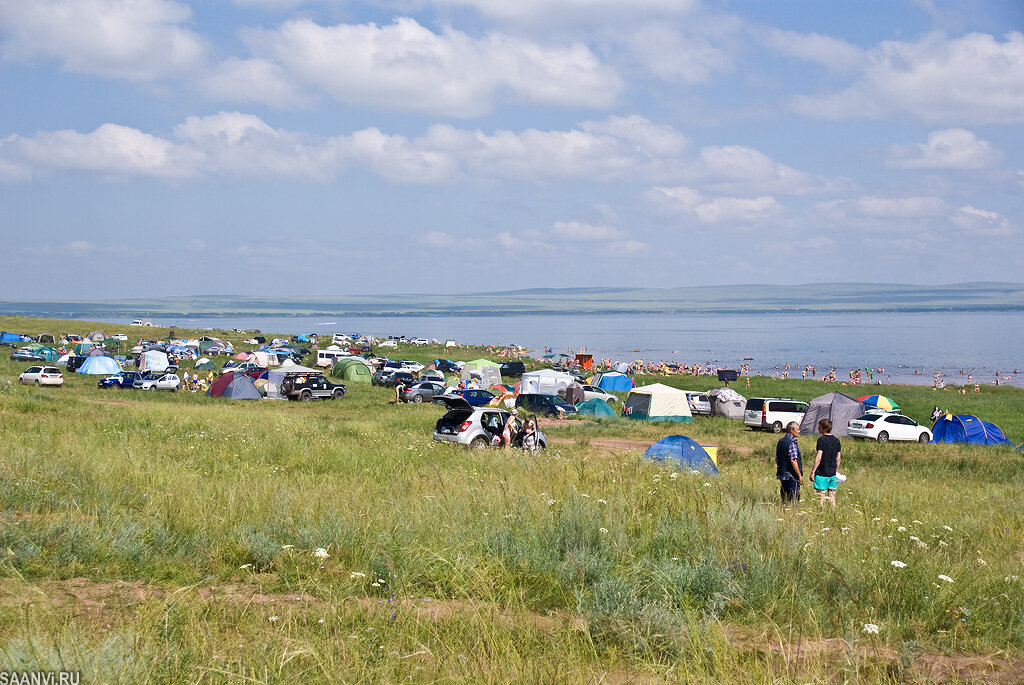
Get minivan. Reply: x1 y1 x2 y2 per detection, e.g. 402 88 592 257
743 397 808 432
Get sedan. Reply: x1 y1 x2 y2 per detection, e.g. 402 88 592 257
134 372 182 392
19 366 64 386
10 349 45 362
581 385 617 404
112 333 128 341
98 371 143 389
453 389 496 407
848 412 932 443
399 381 448 404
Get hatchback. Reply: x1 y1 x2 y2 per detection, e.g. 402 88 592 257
19 366 64 386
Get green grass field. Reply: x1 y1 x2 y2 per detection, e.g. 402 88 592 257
1 315 1022 683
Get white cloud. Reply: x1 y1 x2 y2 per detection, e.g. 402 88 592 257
650 186 782 224
794 32 1024 124
0 0 206 81
888 129 1001 169
241 17 622 116
605 240 648 254
951 206 1013 236
65 240 96 252
552 220 624 241
854 196 947 218
202 58 313 108
431 0 698 23
624 23 732 84
752 27 866 72
691 146 821 194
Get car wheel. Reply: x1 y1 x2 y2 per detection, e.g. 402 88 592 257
148 386 156 391
546 411 557 419
172 386 178 393
412 394 423 403
771 421 783 433
918 432 930 444
876 431 889 444
469 436 489 449
35 380 41 386
333 389 345 399
300 390 312 402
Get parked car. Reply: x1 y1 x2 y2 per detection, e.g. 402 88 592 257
580 384 617 404
398 360 424 373
684 391 712 416
433 359 461 374
433 397 547 450
10 349 45 362
65 355 88 372
379 340 398 348
372 368 398 386
418 370 445 384
112 333 128 341
19 366 63 386
848 412 932 443
499 361 526 378
97 371 143 389
411 338 429 346
516 393 578 418
399 381 448 404
453 389 496 406
743 397 809 432
134 372 182 392
385 371 417 388
279 371 346 401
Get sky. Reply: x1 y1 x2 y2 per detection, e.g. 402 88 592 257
1 0 1022 299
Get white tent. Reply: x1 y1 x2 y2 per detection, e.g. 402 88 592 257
461 359 502 387
139 350 169 372
624 383 694 423
520 369 575 395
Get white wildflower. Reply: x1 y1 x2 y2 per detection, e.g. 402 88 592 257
597 499 607 505
978 558 987 566
580 493 589 498
891 560 907 568
938 574 954 583
669 472 678 480
239 563 253 570
872 517 881 521
599 528 609 534
912 520 922 525
1005 576 1020 582
897 526 907 532
909 535 920 542
862 623 879 634
349 571 366 579
318 618 325 624
314 548 330 558
703 482 712 487
547 499 555 506
268 616 279 622
281 545 294 550
939 540 948 546
943 525 953 531
916 540 929 549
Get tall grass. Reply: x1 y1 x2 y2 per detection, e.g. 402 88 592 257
0 315 1022 681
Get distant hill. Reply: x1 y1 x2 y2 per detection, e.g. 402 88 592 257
2 282 1024 318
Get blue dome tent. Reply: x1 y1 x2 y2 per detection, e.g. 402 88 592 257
931 414 1012 446
643 435 718 475
77 356 124 375
595 372 633 392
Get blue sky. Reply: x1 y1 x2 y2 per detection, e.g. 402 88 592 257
1 0 1022 299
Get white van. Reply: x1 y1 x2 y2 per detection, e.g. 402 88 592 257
316 349 351 367
743 397 808 433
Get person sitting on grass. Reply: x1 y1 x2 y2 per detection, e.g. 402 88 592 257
810 418 841 507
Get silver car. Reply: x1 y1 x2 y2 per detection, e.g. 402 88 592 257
433 397 547 450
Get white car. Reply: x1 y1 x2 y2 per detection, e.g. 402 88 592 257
379 340 398 348
399 360 424 373
848 412 932 444
684 391 712 416
134 373 182 392
19 366 64 386
112 333 128 341
744 398 809 432
411 338 429 346
581 385 617 403
419 370 445 384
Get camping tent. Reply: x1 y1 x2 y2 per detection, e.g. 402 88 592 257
643 435 718 475
461 359 502 387
194 358 216 371
36 334 55 344
208 372 261 400
73 342 96 355
139 350 170 372
708 387 746 420
77 356 123 375
574 354 593 369
87 346 108 357
931 414 1012 446
0 332 21 343
576 398 617 418
330 358 372 383
520 369 574 395
594 371 633 392
623 383 693 423
87 331 105 341
800 393 866 437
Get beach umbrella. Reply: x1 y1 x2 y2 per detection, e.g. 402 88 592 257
857 395 900 412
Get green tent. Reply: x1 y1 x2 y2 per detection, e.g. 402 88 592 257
576 398 617 418
73 342 96 355
194 358 217 371
330 358 372 383
461 358 502 387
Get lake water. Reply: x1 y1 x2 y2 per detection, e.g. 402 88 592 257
113 311 1024 388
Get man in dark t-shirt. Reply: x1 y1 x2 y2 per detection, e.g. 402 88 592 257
810 418 842 506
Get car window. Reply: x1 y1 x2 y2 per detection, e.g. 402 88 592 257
26 366 41 373
46 368 60 374
745 398 764 411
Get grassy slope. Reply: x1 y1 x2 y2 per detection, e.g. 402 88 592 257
1 315 1023 683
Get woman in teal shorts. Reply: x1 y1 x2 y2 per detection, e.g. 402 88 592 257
810 418 841 507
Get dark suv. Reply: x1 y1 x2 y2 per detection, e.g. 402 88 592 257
280 371 347 401
515 393 578 418
499 361 526 378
